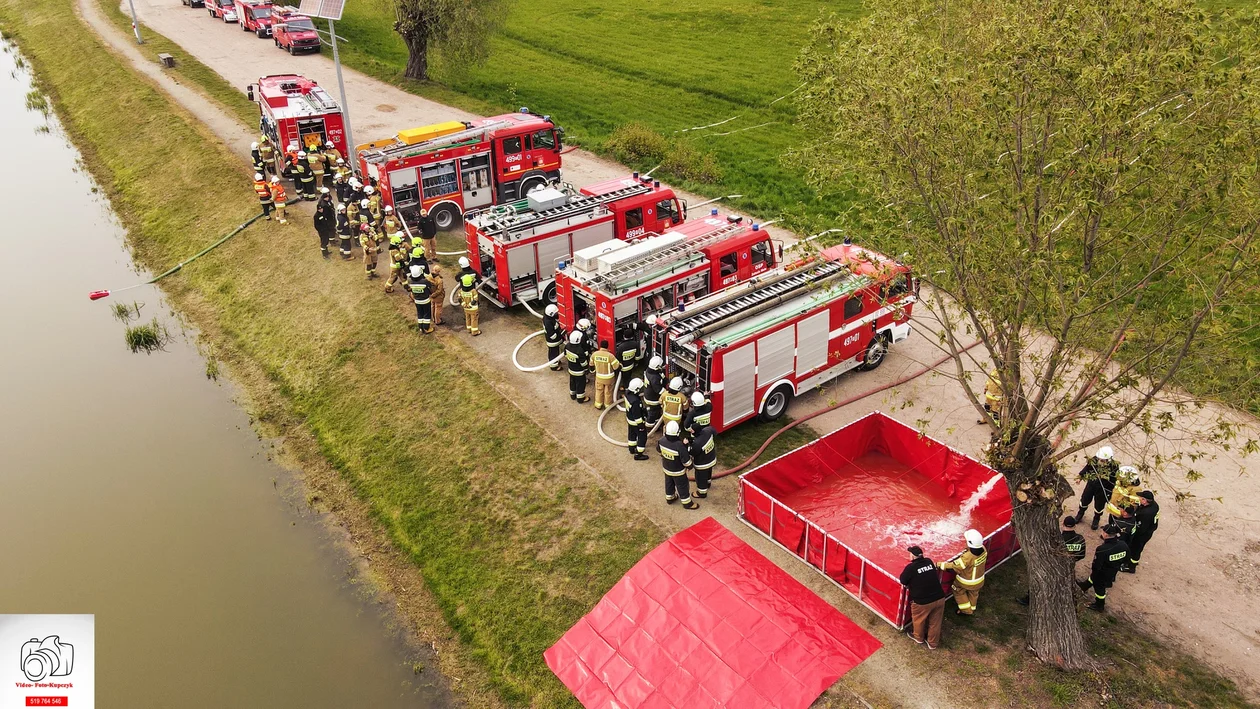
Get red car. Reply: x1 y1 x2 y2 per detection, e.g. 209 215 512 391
206 0 237 22
235 0 274 38
272 11 321 54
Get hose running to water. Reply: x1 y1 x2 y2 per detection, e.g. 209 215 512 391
512 329 562 372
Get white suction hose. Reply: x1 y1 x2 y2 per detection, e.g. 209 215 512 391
512 329 562 372
520 296 545 319
436 249 467 256
595 371 662 446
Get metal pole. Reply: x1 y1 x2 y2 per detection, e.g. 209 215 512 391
127 0 144 43
328 19 355 169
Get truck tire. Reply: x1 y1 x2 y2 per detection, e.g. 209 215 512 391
541 280 557 306
519 174 548 196
257 28 267 38
759 384 794 422
857 334 889 371
431 203 461 231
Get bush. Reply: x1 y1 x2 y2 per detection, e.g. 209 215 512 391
605 122 723 184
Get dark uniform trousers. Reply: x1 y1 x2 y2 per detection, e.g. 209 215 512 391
625 394 647 456
657 436 692 503
566 343 588 402
690 427 717 495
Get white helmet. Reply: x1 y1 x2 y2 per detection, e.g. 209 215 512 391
577 318 591 330
569 331 584 344
384 205 393 213
409 264 422 278
644 314 658 326
544 304 559 317
364 185 374 194
337 204 345 212
665 421 681 437
336 158 345 165
1119 465 1138 480
628 378 644 393
254 172 263 180
251 141 259 149
349 178 361 188
360 199 370 208
668 377 683 392
288 143 298 151
298 150 307 158
1096 446 1114 460
648 356 663 370
270 175 280 183
325 141 335 148
691 392 705 406
458 256 470 268
964 529 984 548
320 187 330 194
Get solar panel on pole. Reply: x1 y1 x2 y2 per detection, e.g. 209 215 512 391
298 0 343 20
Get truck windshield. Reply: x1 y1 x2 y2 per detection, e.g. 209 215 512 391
287 18 314 29
251 7 271 18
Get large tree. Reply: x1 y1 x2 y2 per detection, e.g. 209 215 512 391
796 0 1259 668
392 0 506 81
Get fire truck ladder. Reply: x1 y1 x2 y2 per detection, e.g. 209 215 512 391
667 259 852 341
588 221 748 293
363 120 515 164
479 181 655 238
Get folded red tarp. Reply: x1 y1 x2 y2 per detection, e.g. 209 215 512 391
545 517 882 708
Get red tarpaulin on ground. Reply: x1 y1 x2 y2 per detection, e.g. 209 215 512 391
545 517 882 708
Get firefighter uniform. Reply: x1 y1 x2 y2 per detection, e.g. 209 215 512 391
939 545 987 615
1123 494 1159 572
409 244 430 275
268 180 288 224
615 331 639 375
257 136 276 174
644 365 664 425
314 193 336 256
1080 530 1129 611
322 147 341 189
1077 455 1120 529
625 389 648 459
254 176 273 219
589 345 621 410
1106 470 1142 519
307 150 326 185
336 208 353 258
657 428 696 508
982 368 1002 422
251 148 267 177
382 215 401 245
334 164 351 202
359 224 378 278
661 388 686 426
384 246 410 292
690 425 717 497
428 267 446 326
543 312 565 371
684 394 712 435
294 162 316 200
408 267 433 333
345 200 360 229
565 336 589 402
458 266 480 335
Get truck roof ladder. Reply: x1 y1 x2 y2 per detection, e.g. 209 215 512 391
588 221 748 293
477 182 655 238
361 119 516 164
666 259 852 340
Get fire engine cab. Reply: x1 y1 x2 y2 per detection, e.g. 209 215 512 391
248 74 347 171
356 110 563 230
465 175 684 308
271 6 321 54
649 243 917 432
553 211 779 351
235 0 274 37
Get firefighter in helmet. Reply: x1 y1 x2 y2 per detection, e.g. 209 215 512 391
408 264 434 334
690 421 717 498
644 356 665 426
457 256 481 336
660 377 687 426
543 304 564 371
565 331 589 402
939 529 988 615
684 390 712 435
979 368 1002 424
253 172 273 220
625 378 649 460
268 176 288 224
257 135 276 174
336 203 353 259
250 142 266 176
322 141 342 189
359 222 378 278
428 264 446 327
658 421 698 509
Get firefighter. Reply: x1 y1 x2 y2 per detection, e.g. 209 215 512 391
1121 491 1159 573
938 529 987 615
1079 524 1129 611
334 160 350 202
384 238 410 293
901 546 948 649
314 188 336 258
658 421 698 509
1106 465 1142 520
625 378 648 460
684 391 711 435
565 331 589 402
1075 446 1120 530
322 141 341 189
345 195 360 229
357 199 378 251
408 264 433 333
257 135 276 174
419 208 438 260
409 241 430 277
428 264 446 326
457 256 481 336
284 142 300 175
268 176 288 224
381 205 401 245
253 172 273 220
690 423 717 498
1018 516 1087 606
644 356 665 426
590 340 621 411
543 304 564 371
307 148 326 189
359 222 378 278
978 368 1002 424
660 377 687 427
576 318 597 358
347 177 365 206
250 142 266 175
335 203 353 259
294 155 316 201
365 185 383 226
615 325 640 380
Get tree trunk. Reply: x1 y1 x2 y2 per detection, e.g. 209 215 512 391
1010 498 1095 669
402 30 429 81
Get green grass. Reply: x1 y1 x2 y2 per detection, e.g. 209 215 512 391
717 416 816 469
0 1 661 704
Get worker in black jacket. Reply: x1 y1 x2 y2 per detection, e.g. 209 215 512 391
335 203 354 259
690 424 717 498
624 378 648 460
1018 516 1086 606
643 356 665 426
543 304 565 371
615 325 640 378
657 421 698 509
313 188 336 258
684 391 712 435
900 546 947 649
565 331 589 403
1078 524 1129 612
1121 491 1159 573
1075 446 1120 530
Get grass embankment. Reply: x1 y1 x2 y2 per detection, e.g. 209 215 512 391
0 0 662 704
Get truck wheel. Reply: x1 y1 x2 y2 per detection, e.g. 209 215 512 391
759 384 793 422
858 335 889 371
431 203 461 231
519 175 548 196
257 28 266 38
287 44 295 55
542 281 557 305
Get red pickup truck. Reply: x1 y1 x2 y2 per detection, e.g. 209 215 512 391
235 0 274 38
206 0 237 22
272 11 321 54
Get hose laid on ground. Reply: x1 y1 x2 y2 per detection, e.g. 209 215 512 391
520 296 546 319
512 329 562 372
436 249 467 256
597 371 670 446
89 213 265 300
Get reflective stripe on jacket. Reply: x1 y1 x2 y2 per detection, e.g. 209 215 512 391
941 547 987 588
661 392 685 421
590 350 620 380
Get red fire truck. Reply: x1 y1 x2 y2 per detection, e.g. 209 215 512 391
356 111 563 230
248 74 347 171
649 243 917 431
271 7 321 54
553 211 780 351
235 0 274 37
465 175 684 308
206 0 237 22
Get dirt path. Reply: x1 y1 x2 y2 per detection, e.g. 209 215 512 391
86 1 1260 702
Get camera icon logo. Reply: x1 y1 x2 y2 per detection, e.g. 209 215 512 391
20 636 74 682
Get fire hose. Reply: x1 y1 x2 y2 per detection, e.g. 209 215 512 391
512 329 562 372
596 371 665 446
